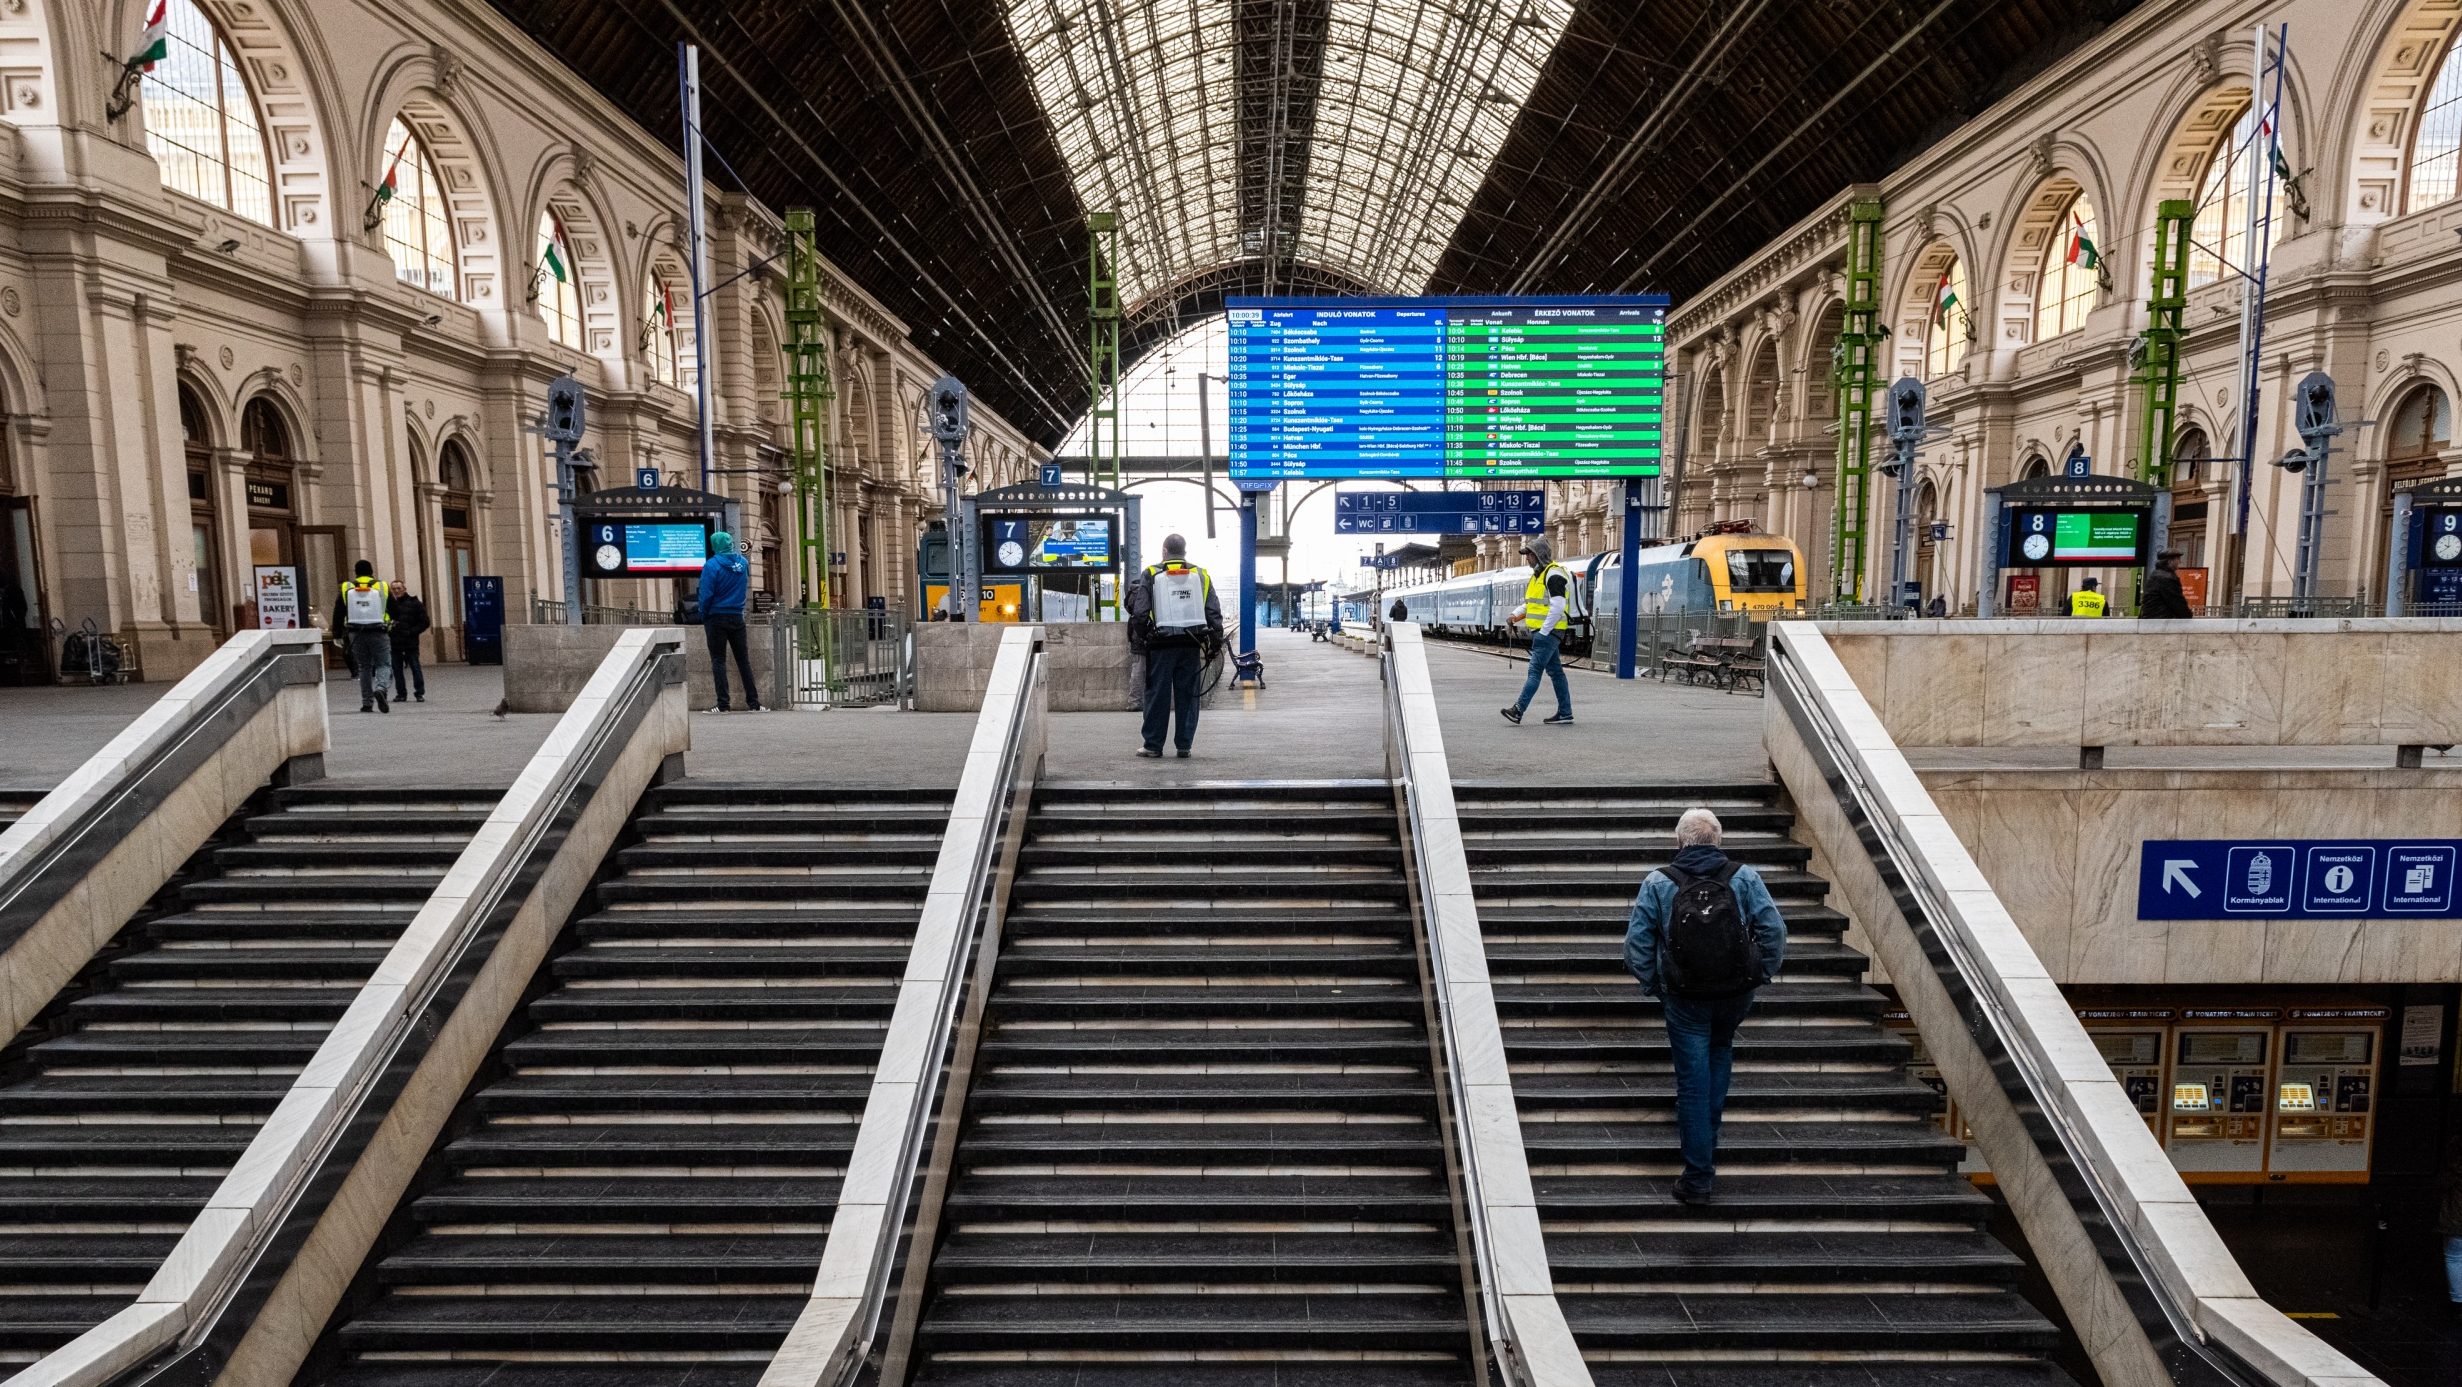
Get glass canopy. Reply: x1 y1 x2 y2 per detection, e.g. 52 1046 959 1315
1006 0 1574 305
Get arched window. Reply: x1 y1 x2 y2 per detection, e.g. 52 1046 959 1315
2034 193 2102 340
1924 256 1971 378
2388 384 2452 468
2408 32 2462 214
2190 106 2285 287
534 211 580 347
379 118 457 299
180 385 223 630
2174 425 2210 488
645 272 681 387
140 0 273 225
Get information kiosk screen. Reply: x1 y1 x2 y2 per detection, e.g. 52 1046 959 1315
981 515 1118 573
2002 507 2151 567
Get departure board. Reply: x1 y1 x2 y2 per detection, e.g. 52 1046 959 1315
1226 296 1667 482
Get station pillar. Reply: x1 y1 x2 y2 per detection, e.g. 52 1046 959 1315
1238 493 1258 657
1617 478 1642 678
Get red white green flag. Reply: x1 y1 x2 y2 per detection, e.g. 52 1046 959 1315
133 0 170 71
376 135 412 204
541 212 571 284
1933 271 1959 324
2066 212 2100 270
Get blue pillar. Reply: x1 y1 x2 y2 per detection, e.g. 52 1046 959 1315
1238 494 1258 655
1617 478 1642 679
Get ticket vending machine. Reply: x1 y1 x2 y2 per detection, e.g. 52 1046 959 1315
2166 1019 2275 1177
2078 1011 2171 1136
2267 1019 2380 1179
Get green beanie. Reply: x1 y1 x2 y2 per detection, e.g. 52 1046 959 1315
709 531 734 555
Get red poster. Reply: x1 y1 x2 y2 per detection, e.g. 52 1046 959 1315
2006 573 2040 612
2178 567 2209 613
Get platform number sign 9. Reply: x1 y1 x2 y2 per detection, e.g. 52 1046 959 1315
2426 510 2462 568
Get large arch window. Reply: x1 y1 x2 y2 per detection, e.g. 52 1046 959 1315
439 443 478 627
1924 257 1971 378
2034 194 2102 340
2409 32 2462 213
644 272 681 387
380 118 457 299
2189 106 2285 287
534 211 580 347
141 0 273 225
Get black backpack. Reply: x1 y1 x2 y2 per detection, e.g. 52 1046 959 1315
1661 862 1757 999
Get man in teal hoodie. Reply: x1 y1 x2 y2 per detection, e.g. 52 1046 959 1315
697 531 760 713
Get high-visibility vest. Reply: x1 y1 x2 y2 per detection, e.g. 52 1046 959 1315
1147 562 1209 631
2069 588 2107 618
341 578 389 626
1523 563 1567 628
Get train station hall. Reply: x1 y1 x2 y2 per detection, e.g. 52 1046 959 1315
5 3 2462 1387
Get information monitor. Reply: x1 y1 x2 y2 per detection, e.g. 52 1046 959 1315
1226 295 1668 483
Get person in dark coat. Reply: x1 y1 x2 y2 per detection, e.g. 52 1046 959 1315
388 582 431 703
2142 550 2193 619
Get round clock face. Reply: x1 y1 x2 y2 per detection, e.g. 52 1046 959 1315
2436 533 2462 562
595 543 624 572
997 540 1026 567
2020 532 2053 562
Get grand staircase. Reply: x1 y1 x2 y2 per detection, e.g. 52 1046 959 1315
307 783 947 1387
0 785 488 1367
903 780 1478 1387
1457 782 2075 1387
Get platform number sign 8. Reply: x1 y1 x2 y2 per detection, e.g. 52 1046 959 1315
2018 511 2054 564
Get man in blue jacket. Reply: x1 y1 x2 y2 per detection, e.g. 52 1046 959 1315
1625 806 1788 1204
697 531 760 713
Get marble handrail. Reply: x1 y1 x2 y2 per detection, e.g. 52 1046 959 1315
1765 621 2380 1387
758 624 1047 1387
6 628 689 1387
1381 622 1594 1387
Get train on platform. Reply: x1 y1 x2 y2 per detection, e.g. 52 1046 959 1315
1414 524 1808 654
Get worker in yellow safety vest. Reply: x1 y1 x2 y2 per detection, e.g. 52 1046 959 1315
1126 533 1225 759
331 560 394 713
1502 536 1574 726
2068 577 2108 618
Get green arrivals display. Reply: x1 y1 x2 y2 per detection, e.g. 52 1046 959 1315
2003 507 2150 567
1445 313 1664 477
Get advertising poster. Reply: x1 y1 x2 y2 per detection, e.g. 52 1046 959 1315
253 566 302 629
2006 573 2040 612
2178 567 2209 612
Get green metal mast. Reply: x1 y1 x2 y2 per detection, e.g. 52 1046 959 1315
1830 194 1884 603
1087 209 1122 616
783 209 836 675
2135 199 2192 490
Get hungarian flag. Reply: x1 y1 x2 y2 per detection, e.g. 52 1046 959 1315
132 0 169 71
1933 271 1959 325
375 134 411 204
654 282 673 325
2066 212 2100 270
541 212 571 284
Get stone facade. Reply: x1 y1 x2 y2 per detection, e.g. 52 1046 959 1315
1528 0 2462 611
0 0 1043 683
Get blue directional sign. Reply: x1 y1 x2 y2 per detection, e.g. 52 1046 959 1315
1039 463 1063 488
1334 489 1546 536
2138 839 2462 920
635 466 661 490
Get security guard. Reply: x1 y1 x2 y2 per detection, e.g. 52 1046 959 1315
1127 533 1224 759
1502 536 1574 725
2068 576 2108 618
331 559 394 713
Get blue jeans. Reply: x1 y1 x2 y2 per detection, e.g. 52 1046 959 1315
1663 992 1756 1192
2447 1235 2462 1303
1515 630 1571 718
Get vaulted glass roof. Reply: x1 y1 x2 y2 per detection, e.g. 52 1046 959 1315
1005 0 1573 306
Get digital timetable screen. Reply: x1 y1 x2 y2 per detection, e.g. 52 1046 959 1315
1225 295 1669 482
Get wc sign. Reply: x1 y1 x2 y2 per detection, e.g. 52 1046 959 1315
2138 839 2462 920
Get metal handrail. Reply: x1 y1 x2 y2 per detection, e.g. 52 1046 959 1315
757 624 1047 1387
20 628 692 1387
0 629 324 1004
1763 622 2377 1387
1379 623 1592 1387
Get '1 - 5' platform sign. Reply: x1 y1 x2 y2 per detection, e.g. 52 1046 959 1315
1335 489 1546 535
2137 839 2461 921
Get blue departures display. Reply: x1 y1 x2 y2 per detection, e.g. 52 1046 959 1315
1226 295 1667 482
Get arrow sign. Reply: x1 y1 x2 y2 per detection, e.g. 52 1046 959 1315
2162 860 2201 898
